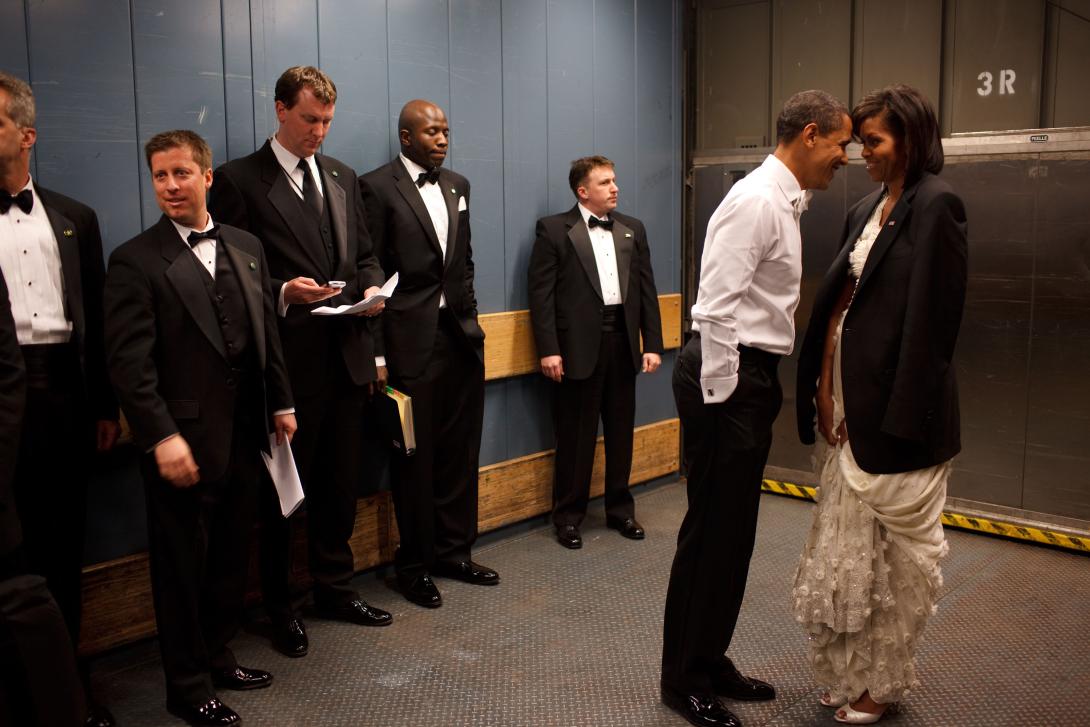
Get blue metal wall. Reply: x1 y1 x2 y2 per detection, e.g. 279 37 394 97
2 0 682 560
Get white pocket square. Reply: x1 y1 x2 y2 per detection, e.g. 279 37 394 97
457 196 467 212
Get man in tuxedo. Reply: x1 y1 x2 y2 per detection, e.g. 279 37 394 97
209 66 392 657
105 130 297 727
528 156 664 550
359 99 498 609
660 90 852 727
0 266 88 727
0 71 119 727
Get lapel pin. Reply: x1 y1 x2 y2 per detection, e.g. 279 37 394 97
331 170 339 177
888 220 896 226
63 229 74 237
249 261 257 270
625 233 632 238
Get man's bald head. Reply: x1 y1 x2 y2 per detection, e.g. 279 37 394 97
398 99 450 169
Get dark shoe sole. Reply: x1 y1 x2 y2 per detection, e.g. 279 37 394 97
211 678 272 692
271 642 308 658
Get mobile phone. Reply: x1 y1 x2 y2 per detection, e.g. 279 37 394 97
327 280 347 288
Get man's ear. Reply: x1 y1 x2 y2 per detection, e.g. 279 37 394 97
801 122 820 147
398 129 410 148
21 126 36 152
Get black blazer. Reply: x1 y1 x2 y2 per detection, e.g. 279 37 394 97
528 206 664 380
796 173 968 474
35 185 118 422
104 217 294 483
209 142 385 392
358 158 484 380
0 269 26 557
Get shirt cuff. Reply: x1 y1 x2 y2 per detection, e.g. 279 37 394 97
277 284 289 317
375 356 386 368
148 432 180 454
700 375 737 404
272 408 295 416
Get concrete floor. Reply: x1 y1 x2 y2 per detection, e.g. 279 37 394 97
94 480 1090 726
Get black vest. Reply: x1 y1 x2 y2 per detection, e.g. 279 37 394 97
204 248 255 371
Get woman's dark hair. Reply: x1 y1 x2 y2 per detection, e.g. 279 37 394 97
851 84 943 182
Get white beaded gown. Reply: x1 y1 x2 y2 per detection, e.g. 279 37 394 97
791 196 950 706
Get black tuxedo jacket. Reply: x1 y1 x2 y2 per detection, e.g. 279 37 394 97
104 217 294 483
0 270 26 557
528 206 663 380
796 173 968 474
33 185 117 422
358 158 484 379
209 142 385 391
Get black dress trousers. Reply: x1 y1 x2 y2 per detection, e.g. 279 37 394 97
551 314 637 528
389 309 485 579
661 336 782 695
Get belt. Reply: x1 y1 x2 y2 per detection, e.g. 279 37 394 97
688 332 781 368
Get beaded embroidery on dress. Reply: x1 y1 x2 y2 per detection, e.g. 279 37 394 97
791 194 950 706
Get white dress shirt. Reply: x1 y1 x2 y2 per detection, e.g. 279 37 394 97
0 177 72 345
270 135 326 317
691 154 811 403
170 216 218 278
399 153 448 309
577 203 623 305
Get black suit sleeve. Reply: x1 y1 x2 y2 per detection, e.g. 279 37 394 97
76 206 119 422
633 219 664 355
0 270 26 516
103 248 177 451
461 181 478 316
257 244 294 413
881 190 968 441
358 176 388 358
349 178 385 299
527 218 561 359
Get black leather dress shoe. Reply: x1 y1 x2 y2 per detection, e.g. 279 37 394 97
606 516 646 540
317 599 394 626
556 525 583 549
271 617 308 658
85 704 115 727
399 573 443 608
712 658 776 701
661 685 742 727
212 665 272 691
434 560 500 585
166 697 241 726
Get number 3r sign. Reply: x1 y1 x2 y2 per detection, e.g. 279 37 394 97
978 69 1016 96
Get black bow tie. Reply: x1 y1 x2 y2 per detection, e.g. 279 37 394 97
588 215 613 231
186 224 220 248
0 189 33 215
415 168 440 187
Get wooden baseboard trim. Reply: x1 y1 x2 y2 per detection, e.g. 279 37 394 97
78 418 680 655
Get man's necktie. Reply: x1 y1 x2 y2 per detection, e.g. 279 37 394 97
588 215 613 231
186 224 220 248
298 160 323 216
416 168 440 187
0 189 33 215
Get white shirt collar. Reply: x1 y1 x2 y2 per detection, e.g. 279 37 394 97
399 152 435 182
577 203 610 227
271 134 313 173
764 154 811 212
170 214 215 246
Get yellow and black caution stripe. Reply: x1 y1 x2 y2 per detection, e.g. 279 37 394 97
761 478 1090 555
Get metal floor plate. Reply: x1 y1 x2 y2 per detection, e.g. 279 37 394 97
93 481 1090 726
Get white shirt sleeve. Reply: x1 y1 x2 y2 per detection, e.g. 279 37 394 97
277 283 290 317
691 196 772 403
